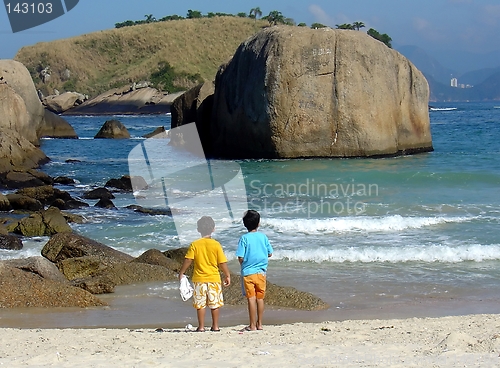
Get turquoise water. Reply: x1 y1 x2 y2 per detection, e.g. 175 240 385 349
2 102 500 326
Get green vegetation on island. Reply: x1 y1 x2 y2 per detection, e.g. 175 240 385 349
114 9 391 47
15 8 393 98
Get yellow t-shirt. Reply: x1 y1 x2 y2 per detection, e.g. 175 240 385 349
185 237 228 283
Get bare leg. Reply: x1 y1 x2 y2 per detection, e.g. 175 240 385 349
256 298 265 330
210 308 220 331
196 307 206 331
246 296 258 331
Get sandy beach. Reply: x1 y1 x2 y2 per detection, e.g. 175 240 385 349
1 314 499 367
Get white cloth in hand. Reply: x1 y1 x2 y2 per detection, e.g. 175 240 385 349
179 275 194 301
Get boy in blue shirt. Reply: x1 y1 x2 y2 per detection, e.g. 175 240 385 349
236 210 273 331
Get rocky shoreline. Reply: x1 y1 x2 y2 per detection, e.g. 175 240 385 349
0 170 328 311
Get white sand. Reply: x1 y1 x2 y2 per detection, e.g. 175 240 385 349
1 314 500 367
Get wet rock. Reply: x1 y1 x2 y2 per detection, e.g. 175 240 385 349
0 263 106 308
105 175 147 192
94 119 130 139
38 109 78 138
0 234 23 250
42 232 134 265
133 249 181 271
4 256 68 283
70 275 116 294
12 206 72 236
125 205 172 216
53 176 75 185
57 256 107 280
96 262 177 286
5 193 43 211
0 193 12 211
0 169 52 189
83 187 115 200
16 185 72 206
223 274 329 310
94 198 115 209
143 126 169 139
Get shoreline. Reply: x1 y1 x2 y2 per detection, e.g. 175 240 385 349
1 314 499 367
1 278 499 330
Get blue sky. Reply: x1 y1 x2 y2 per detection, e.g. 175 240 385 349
1 0 499 60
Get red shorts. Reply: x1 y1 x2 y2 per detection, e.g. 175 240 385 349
242 273 266 299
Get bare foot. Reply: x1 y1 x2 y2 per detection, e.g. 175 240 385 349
239 326 257 332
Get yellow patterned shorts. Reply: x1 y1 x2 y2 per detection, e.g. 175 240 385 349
192 282 224 310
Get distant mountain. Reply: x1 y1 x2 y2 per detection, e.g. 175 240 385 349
426 71 500 102
431 49 500 75
460 67 500 85
396 45 456 85
398 45 500 101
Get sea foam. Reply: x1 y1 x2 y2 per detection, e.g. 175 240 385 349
262 215 471 234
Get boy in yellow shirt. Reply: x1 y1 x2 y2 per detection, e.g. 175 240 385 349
178 216 231 332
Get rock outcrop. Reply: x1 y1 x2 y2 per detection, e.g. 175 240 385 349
0 263 106 308
94 120 130 139
42 232 134 265
43 91 87 114
0 59 77 175
11 207 73 236
0 60 45 143
38 109 78 138
63 85 184 115
171 81 214 152
174 27 433 159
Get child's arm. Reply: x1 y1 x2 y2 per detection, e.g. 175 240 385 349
219 262 231 286
178 258 193 280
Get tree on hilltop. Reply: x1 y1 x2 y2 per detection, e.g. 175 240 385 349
249 7 262 20
187 9 202 19
352 21 365 30
265 10 285 26
311 22 327 29
367 28 392 48
336 23 355 30
144 14 156 23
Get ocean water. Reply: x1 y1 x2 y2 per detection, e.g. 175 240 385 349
1 102 500 328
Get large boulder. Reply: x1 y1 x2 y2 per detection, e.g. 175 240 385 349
0 61 51 174
0 60 44 143
4 256 68 283
206 27 432 158
0 263 106 308
94 119 130 139
171 82 215 152
0 130 48 174
12 207 72 236
0 169 52 189
38 109 78 138
16 185 72 206
43 92 81 113
42 232 134 265
5 193 43 211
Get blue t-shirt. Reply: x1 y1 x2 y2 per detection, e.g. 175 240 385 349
236 231 273 277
